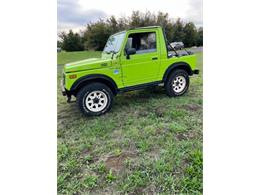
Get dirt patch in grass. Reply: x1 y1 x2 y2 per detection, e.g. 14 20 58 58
103 151 137 173
175 130 198 141
178 104 201 112
137 109 150 117
144 148 161 160
155 107 166 117
141 184 157 194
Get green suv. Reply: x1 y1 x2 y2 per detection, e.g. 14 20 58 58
61 26 199 116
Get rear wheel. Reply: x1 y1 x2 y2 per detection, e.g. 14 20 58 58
77 83 113 116
165 69 189 97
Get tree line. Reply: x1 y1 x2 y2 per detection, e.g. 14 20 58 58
58 11 203 52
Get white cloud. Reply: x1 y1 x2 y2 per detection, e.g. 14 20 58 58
79 0 190 18
186 0 203 27
58 0 107 32
58 0 202 31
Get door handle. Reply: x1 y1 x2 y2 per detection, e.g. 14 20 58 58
152 57 158 60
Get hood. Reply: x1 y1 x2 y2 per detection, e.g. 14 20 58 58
64 58 112 73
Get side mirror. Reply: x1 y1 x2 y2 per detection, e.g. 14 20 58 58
126 48 136 59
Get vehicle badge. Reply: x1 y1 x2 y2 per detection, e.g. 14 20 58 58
114 69 119 74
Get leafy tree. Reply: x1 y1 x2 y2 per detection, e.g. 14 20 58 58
142 11 156 26
172 18 185 42
107 16 119 34
117 17 128 30
57 40 62 48
83 20 111 50
156 12 169 28
59 11 203 51
196 27 203 46
156 12 174 41
129 11 143 28
183 22 197 47
59 30 84 51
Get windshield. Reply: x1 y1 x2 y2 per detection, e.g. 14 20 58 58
103 32 126 54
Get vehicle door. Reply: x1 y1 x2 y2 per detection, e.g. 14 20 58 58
120 31 160 86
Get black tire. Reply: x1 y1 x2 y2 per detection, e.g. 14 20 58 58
165 69 190 97
77 82 113 116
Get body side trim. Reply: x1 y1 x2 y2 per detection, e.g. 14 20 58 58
118 81 161 93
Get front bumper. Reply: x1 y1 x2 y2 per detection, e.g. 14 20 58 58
61 79 73 103
193 69 199 75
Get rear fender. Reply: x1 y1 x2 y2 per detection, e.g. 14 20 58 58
163 62 193 82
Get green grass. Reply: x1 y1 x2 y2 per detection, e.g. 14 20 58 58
57 51 203 194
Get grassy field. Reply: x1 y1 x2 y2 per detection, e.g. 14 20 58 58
57 50 203 194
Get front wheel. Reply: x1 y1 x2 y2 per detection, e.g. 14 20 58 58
77 83 113 116
165 69 190 97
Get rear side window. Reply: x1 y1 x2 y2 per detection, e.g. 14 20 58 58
126 32 156 54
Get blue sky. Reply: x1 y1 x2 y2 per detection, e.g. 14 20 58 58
58 0 202 32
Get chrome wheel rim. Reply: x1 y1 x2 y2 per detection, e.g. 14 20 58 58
172 75 186 93
85 91 108 112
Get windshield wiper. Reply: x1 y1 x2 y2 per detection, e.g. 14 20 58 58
111 51 118 59
105 50 116 54
104 50 117 59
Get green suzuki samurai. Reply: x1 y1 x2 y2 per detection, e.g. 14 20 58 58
61 26 199 116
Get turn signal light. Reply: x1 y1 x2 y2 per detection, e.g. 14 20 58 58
69 74 77 79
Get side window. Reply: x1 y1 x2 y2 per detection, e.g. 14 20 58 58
126 32 156 54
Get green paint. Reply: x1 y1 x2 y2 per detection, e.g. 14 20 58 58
62 26 197 91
